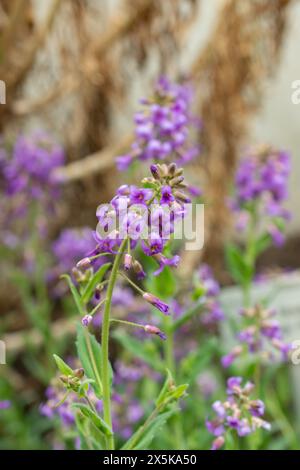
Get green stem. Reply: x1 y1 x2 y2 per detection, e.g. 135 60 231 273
243 208 257 307
163 316 175 375
101 238 127 450
163 316 184 449
110 318 145 330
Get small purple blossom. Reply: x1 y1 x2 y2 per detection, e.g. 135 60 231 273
82 314 93 327
0 400 11 410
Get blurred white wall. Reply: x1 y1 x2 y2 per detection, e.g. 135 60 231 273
250 2 300 234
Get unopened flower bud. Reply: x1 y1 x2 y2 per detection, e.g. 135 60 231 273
59 375 69 385
168 162 177 176
71 267 84 282
74 368 84 379
160 164 169 177
150 164 160 179
144 324 167 340
169 175 184 187
76 257 91 270
95 284 103 301
133 260 146 280
174 191 191 203
141 177 156 185
143 292 169 315
174 167 184 177
124 253 133 271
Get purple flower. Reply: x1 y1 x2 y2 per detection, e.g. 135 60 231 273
160 185 175 204
206 419 224 437
115 76 200 169
221 348 242 369
230 146 290 247
82 315 93 327
237 419 252 437
267 224 285 247
40 403 54 419
153 254 180 276
207 377 270 448
4 131 64 199
0 400 11 410
116 154 133 171
142 237 163 256
226 376 243 394
249 399 265 417
198 264 220 297
52 228 97 275
224 305 291 365
212 401 226 418
130 187 153 205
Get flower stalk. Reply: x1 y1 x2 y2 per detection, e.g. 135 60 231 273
101 238 128 450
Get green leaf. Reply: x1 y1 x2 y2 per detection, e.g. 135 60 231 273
156 370 188 406
113 330 163 373
156 369 174 407
167 384 188 402
61 274 84 315
72 403 113 437
76 324 107 398
122 408 177 450
81 263 111 304
225 243 253 286
254 234 271 257
53 354 73 376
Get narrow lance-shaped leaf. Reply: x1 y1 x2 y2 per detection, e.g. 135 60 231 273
76 324 113 398
53 354 73 376
81 262 111 305
61 274 85 316
72 403 113 437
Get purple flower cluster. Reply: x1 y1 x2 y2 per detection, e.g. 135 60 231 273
3 131 64 201
116 76 200 170
0 131 64 249
221 305 291 368
206 377 270 450
93 163 190 282
231 145 291 246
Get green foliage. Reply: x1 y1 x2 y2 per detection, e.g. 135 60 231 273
113 330 164 373
122 370 188 450
72 403 113 437
81 263 111 304
76 324 107 398
225 243 254 286
53 354 74 376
